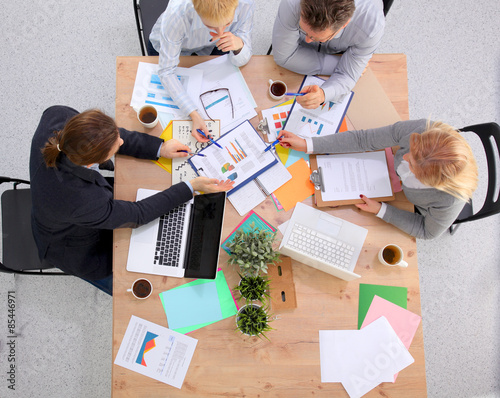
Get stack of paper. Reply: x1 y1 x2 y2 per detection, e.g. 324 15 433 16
319 317 414 397
319 286 422 397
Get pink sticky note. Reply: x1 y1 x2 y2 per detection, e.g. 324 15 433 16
361 295 421 382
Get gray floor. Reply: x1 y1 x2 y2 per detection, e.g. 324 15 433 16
0 1 499 397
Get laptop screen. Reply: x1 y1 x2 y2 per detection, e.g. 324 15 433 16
184 192 226 279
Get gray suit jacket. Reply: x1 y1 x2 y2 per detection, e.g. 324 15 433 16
30 106 193 279
312 119 466 239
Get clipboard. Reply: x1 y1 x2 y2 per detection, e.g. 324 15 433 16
282 75 354 138
309 151 395 207
188 120 278 196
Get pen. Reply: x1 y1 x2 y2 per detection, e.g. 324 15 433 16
197 129 222 149
285 92 306 96
179 150 206 157
263 138 281 153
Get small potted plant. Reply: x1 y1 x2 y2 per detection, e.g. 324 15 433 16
235 273 271 303
236 303 273 340
226 222 281 276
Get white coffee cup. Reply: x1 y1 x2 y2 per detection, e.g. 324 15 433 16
378 244 408 267
268 79 287 100
137 105 159 128
127 278 153 299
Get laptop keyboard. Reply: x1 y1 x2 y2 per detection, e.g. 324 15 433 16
154 203 188 267
286 222 355 270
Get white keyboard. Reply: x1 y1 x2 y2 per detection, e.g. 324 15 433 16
286 222 356 270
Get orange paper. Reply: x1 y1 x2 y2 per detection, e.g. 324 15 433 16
273 158 315 211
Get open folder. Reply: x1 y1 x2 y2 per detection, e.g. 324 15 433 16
309 151 395 207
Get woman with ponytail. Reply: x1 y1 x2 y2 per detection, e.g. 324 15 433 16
29 106 233 294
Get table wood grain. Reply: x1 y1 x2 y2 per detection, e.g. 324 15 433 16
112 54 426 397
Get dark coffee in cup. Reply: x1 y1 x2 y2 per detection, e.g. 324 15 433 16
139 106 157 124
382 245 402 265
270 81 286 97
133 279 152 298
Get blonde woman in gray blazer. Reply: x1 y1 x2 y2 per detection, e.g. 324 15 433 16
278 119 478 240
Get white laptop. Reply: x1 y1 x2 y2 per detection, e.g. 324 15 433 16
279 202 368 281
126 189 226 279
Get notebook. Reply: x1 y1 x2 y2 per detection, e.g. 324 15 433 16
279 202 367 281
126 189 226 279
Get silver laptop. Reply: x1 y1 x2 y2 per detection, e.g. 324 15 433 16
279 202 368 281
126 189 226 279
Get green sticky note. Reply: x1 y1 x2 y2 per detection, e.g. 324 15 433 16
159 270 238 334
358 283 408 329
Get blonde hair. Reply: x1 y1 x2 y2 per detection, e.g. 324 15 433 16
409 121 478 201
192 0 238 25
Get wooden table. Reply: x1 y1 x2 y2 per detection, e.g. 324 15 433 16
112 55 426 397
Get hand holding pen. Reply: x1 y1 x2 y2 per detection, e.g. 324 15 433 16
197 129 223 149
263 137 282 153
179 150 207 157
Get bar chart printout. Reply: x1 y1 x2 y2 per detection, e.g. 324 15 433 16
115 316 197 389
188 120 277 194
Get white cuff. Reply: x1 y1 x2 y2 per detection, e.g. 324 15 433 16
376 202 388 219
305 138 314 154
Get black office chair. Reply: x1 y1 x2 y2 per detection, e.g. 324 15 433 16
134 0 170 56
267 0 395 55
449 122 500 234
0 177 66 275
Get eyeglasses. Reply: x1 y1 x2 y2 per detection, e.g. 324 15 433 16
298 26 337 43
199 88 234 122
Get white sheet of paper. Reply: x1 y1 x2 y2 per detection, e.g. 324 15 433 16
227 159 292 216
256 159 292 195
319 317 414 398
191 55 257 133
130 62 203 118
171 120 221 184
114 315 197 389
228 181 267 216
284 75 352 138
316 151 392 201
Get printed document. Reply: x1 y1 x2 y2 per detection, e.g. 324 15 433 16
114 315 197 389
284 75 353 138
316 151 392 201
188 120 277 195
130 62 203 118
171 119 221 184
191 55 257 133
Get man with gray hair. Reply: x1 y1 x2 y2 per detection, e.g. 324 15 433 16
272 0 385 109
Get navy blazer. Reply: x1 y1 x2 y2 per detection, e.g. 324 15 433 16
29 106 193 280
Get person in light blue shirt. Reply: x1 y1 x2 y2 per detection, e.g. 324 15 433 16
149 0 254 141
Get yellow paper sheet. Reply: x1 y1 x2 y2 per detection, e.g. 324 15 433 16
273 158 315 212
152 121 173 174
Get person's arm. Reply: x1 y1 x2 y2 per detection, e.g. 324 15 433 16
156 13 198 118
117 128 164 159
320 27 384 103
311 120 428 154
225 0 254 67
381 194 466 240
